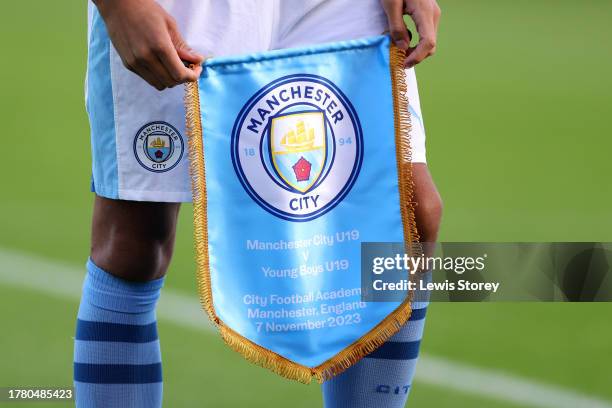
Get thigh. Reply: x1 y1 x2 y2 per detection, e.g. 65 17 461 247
273 0 428 164
90 196 181 281
273 0 388 48
87 1 276 203
162 0 275 58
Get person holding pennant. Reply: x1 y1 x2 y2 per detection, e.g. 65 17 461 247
76 0 442 406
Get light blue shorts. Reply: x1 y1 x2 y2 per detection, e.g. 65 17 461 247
86 0 427 202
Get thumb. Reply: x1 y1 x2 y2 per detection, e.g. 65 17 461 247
169 24 205 64
176 42 205 65
383 0 411 50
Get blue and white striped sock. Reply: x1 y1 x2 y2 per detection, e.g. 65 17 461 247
74 259 164 408
322 301 428 408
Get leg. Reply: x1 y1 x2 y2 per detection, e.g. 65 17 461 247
323 164 442 408
413 163 443 256
74 196 180 408
90 196 181 281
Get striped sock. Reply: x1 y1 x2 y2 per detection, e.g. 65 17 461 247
322 301 428 408
74 259 164 408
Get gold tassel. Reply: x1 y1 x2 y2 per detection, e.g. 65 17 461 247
183 42 421 383
220 325 313 384
184 80 218 325
389 44 422 250
312 43 423 383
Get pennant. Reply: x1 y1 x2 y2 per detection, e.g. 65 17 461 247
184 35 420 383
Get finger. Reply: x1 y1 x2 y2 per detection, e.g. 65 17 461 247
129 43 179 89
176 44 204 65
142 53 177 89
143 63 174 90
157 43 200 84
382 0 411 50
405 10 437 68
433 3 442 32
190 64 203 78
176 45 204 81
182 61 203 78
136 63 167 91
167 20 204 64
154 54 184 88
123 51 166 90
165 22 204 83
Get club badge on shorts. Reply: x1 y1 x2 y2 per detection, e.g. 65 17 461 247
184 35 420 383
133 121 184 172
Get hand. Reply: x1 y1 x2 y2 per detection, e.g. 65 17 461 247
381 0 441 68
94 0 204 90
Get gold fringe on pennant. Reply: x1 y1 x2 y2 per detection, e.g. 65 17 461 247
184 79 312 383
311 43 423 382
183 42 421 384
220 325 313 384
311 301 414 382
184 80 218 325
389 44 422 251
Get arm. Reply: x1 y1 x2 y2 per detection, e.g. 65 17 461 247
93 0 204 90
381 0 442 68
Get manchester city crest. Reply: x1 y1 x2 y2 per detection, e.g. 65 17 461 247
232 74 363 221
270 111 327 193
133 121 184 173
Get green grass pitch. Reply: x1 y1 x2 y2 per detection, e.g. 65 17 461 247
0 1 611 406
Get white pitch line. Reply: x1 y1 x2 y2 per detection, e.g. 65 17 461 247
0 248 212 331
1 248 611 408
416 356 612 408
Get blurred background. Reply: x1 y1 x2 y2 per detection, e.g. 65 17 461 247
1 1 611 407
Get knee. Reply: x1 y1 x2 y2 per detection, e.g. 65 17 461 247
102 230 176 281
90 200 179 282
